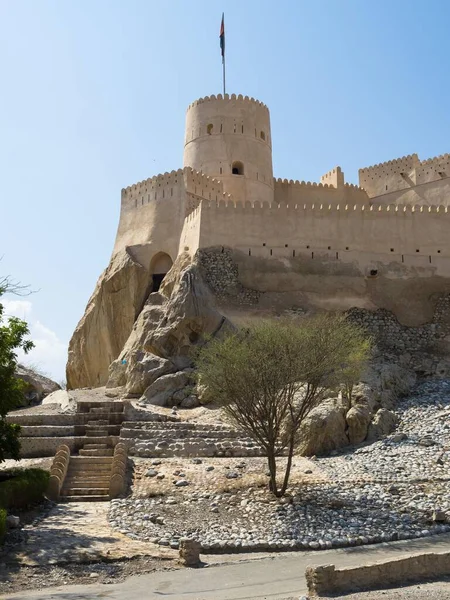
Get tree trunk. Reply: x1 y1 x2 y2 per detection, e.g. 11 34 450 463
280 436 295 496
267 451 278 496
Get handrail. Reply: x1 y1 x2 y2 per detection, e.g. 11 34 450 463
109 442 128 499
47 444 70 501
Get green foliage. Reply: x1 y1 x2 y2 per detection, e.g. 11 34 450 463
196 314 371 496
0 508 6 541
0 468 49 510
0 284 34 462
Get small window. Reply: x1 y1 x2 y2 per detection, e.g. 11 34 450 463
390 248 394 252
219 167 222 174
370 269 378 277
260 131 266 141
207 123 213 135
416 249 420 253
232 161 244 175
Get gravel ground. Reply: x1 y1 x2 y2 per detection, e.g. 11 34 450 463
328 579 450 599
110 379 450 552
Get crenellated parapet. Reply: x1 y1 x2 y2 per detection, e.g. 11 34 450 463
320 166 345 188
186 93 269 113
358 153 450 199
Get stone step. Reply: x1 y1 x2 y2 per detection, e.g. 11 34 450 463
61 495 109 502
79 448 114 457
68 460 112 468
86 420 109 427
70 456 113 465
85 429 109 437
88 408 124 415
61 487 109 496
77 401 124 414
64 479 110 488
83 443 108 450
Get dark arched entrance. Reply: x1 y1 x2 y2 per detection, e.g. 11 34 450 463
150 252 173 292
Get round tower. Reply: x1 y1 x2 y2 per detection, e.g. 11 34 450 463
183 94 274 204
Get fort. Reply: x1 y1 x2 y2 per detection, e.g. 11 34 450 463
66 92 450 389
115 93 450 292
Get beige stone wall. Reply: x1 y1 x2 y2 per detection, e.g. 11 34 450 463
198 201 450 276
274 178 368 206
359 153 450 204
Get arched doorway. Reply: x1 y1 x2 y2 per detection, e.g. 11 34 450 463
150 252 173 292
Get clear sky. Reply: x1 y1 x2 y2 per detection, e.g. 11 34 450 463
1 0 450 382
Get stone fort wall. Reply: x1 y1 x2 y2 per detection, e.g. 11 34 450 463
359 153 450 204
197 200 450 276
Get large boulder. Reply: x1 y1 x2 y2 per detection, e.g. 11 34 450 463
15 365 60 407
366 408 399 442
141 371 191 407
298 398 349 456
346 403 372 445
66 249 150 389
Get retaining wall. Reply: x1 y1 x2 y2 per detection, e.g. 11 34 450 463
306 551 450 596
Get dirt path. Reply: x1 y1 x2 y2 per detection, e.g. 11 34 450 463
1 502 172 567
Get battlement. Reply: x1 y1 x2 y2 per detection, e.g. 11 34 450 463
201 199 449 214
274 178 332 188
321 166 345 188
420 153 450 166
359 154 419 176
358 152 450 199
186 93 268 113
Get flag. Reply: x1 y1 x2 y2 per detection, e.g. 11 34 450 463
219 13 225 61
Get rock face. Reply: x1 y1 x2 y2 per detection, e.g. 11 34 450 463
66 249 150 389
298 362 416 456
15 365 60 407
105 253 232 402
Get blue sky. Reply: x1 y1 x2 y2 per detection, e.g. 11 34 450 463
1 0 449 381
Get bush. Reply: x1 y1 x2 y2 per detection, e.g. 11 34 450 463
0 508 6 541
0 468 49 509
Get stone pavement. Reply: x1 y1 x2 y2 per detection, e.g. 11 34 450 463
0 502 172 566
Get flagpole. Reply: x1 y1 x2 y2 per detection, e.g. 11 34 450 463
222 54 226 96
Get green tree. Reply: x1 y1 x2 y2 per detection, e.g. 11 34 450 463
196 315 371 497
0 279 34 462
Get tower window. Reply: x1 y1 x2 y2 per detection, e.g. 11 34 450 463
260 131 266 141
207 123 213 135
232 161 244 175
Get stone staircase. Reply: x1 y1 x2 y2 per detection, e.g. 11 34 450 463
60 401 124 502
122 421 264 458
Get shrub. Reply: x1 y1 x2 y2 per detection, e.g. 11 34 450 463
196 315 371 496
0 468 49 509
0 508 6 541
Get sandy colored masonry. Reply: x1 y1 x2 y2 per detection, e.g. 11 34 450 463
305 550 450 596
112 93 450 282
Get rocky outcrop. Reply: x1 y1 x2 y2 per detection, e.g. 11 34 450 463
66 249 150 389
106 253 233 401
15 365 60 407
298 362 416 456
